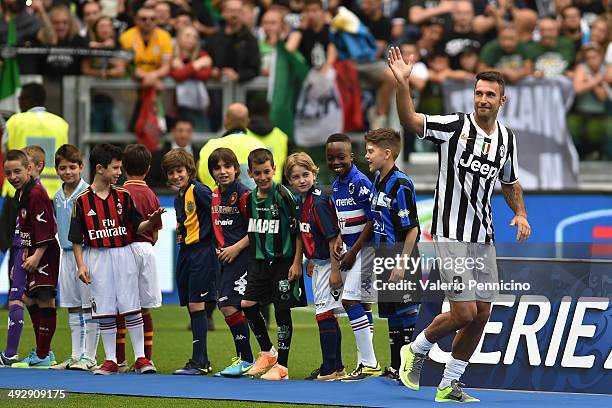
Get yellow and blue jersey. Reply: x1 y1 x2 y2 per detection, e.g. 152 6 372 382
175 180 213 246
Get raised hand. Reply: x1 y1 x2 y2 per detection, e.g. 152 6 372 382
388 46 414 86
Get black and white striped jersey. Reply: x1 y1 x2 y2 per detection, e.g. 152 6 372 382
420 112 519 243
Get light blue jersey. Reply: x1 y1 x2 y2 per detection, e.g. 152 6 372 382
54 179 89 250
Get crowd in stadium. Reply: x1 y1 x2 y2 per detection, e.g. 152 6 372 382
0 0 611 160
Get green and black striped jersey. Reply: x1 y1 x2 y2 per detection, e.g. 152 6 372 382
246 182 297 260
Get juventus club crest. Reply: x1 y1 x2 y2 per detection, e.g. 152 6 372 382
499 144 506 157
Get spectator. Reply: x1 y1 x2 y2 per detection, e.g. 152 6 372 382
407 0 453 27
1 83 68 198
82 16 126 78
416 17 445 63
589 17 609 53
561 6 586 53
357 0 392 59
197 103 265 189
80 0 102 40
479 23 533 83
426 51 452 84
450 45 480 79
246 96 288 184
0 0 43 46
120 5 172 88
191 0 221 36
35 4 88 76
242 0 259 35
173 10 194 35
527 16 575 78
286 0 337 73
399 40 429 95
472 0 538 42
259 8 286 76
205 0 261 82
570 43 611 159
149 117 198 188
171 26 213 130
438 0 484 69
155 1 174 35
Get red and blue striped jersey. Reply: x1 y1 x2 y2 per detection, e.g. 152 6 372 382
331 164 372 248
211 180 249 249
298 186 339 260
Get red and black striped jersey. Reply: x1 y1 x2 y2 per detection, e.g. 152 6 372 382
68 185 143 248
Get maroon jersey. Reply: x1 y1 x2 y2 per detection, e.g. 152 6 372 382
123 180 162 244
69 185 143 248
18 179 57 248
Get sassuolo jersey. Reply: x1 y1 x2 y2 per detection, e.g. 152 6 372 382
246 182 297 260
370 166 420 245
331 164 372 248
212 180 250 249
298 186 339 260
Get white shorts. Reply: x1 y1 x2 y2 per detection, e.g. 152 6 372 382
130 242 162 309
58 249 92 309
85 246 141 318
312 260 344 315
341 246 377 303
433 235 499 302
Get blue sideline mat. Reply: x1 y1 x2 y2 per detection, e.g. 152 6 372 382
0 369 609 407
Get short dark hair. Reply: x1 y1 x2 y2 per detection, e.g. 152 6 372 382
4 149 29 167
364 128 401 159
303 0 323 8
475 71 505 95
90 143 123 170
248 148 274 169
161 148 196 180
55 144 83 167
326 133 352 145
123 144 152 176
20 83 46 106
172 117 193 129
208 148 241 180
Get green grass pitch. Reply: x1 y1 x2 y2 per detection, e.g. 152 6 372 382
0 304 394 407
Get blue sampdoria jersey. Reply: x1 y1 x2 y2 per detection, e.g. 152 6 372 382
54 179 89 250
370 166 420 245
298 186 339 260
332 164 372 248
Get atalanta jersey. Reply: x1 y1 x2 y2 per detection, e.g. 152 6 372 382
211 180 250 249
331 164 372 248
69 185 142 248
298 186 339 260
370 166 420 245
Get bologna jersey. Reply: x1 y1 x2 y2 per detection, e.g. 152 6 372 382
370 167 420 245
123 180 162 244
174 180 213 246
18 178 57 249
298 186 339 260
331 164 372 248
212 180 249 249
247 182 297 260
69 185 143 248
421 112 519 243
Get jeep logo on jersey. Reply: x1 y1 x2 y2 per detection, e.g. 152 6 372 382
248 218 279 234
459 153 499 180
299 221 311 233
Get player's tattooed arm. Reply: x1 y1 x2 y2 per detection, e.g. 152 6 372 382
502 182 531 241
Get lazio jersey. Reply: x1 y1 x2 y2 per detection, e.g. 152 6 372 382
370 166 420 245
246 182 297 260
331 164 372 248
54 179 89 250
175 180 213 246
